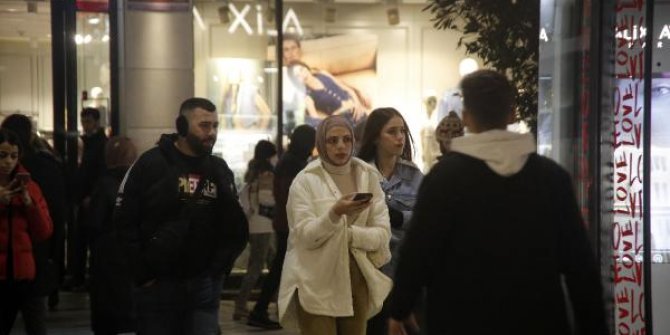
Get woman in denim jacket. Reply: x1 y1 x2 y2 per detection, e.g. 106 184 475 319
357 107 423 335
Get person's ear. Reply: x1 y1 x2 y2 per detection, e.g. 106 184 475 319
462 109 472 129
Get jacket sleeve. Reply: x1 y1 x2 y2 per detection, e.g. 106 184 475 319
113 159 152 285
25 182 53 243
287 173 341 250
210 167 249 277
400 170 424 229
555 170 609 335
387 168 449 321
271 164 300 232
350 175 391 252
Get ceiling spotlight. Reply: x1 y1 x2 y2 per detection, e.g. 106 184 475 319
324 7 336 23
27 1 37 13
459 58 479 77
218 3 230 24
386 7 399 25
88 17 101 25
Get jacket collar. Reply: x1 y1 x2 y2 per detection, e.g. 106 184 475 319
304 156 381 178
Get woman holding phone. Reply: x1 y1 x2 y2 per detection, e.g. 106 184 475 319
278 115 392 335
0 129 53 335
357 107 424 335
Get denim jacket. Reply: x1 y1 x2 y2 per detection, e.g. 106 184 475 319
370 158 423 275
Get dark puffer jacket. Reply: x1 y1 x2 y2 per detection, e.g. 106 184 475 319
114 134 248 285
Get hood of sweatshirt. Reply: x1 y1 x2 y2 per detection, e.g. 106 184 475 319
450 130 536 176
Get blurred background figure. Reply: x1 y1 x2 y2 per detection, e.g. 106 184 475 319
434 111 464 158
66 107 108 291
88 136 138 335
234 140 279 329
356 107 423 335
1 114 67 311
0 128 53 335
247 125 316 329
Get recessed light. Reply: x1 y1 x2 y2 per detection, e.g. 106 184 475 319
88 17 100 25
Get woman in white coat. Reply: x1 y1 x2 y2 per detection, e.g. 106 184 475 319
278 115 392 335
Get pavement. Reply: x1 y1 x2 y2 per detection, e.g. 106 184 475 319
9 291 298 335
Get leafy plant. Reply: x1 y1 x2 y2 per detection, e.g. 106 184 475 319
425 0 539 133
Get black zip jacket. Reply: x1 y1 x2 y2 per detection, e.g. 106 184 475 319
114 134 248 285
387 153 608 335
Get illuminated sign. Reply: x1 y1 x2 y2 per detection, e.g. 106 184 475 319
227 4 303 36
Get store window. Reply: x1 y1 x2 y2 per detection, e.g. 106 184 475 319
0 1 52 133
193 0 475 184
76 11 111 133
651 1 670 334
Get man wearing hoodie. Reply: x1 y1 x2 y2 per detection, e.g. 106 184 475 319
114 97 248 335
386 70 608 335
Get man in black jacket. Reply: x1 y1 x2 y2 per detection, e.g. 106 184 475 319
114 97 248 335
387 70 608 335
67 107 108 289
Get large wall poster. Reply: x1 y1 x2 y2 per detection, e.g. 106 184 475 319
198 2 473 174
274 33 379 135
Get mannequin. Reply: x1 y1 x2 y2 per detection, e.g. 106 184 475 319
420 95 440 172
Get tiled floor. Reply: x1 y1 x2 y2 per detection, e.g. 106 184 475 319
9 291 297 335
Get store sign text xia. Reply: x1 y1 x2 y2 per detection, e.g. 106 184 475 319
228 4 303 36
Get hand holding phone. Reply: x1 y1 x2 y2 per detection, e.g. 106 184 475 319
15 172 30 184
352 192 373 202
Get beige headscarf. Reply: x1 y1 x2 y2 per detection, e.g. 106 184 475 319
316 115 355 166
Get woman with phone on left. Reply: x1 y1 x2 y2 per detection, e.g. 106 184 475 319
0 129 53 335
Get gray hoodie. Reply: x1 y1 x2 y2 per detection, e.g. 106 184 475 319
450 129 536 176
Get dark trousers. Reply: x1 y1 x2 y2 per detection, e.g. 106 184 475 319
68 204 90 285
0 281 47 335
135 274 222 335
252 231 288 316
367 290 426 335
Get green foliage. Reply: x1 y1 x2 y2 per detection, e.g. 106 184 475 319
425 0 539 133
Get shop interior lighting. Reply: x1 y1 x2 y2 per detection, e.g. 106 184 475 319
102 34 110 42
459 57 479 77
266 0 275 23
27 1 37 14
324 6 336 23
385 0 399 25
218 1 231 24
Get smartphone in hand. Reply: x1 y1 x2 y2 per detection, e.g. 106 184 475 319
15 172 30 184
352 192 373 202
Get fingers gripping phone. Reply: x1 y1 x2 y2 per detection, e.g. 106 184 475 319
352 192 373 202
15 172 31 184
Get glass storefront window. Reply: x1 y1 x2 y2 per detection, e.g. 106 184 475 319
76 11 111 133
0 1 52 133
194 0 478 180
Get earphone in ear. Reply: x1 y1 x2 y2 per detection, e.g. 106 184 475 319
176 115 188 137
